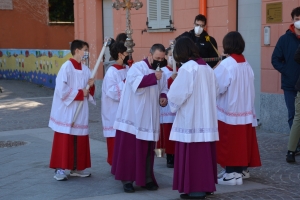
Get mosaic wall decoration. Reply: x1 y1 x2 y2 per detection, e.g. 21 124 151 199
0 49 71 88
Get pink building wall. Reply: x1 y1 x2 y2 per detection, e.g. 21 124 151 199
74 0 104 79
113 0 237 65
0 0 74 49
261 0 300 94
113 0 200 63
207 0 237 50
73 0 238 79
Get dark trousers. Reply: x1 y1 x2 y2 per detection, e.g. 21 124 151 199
284 90 297 129
226 166 243 173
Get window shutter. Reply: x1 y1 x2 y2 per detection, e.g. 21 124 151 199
147 0 172 29
159 0 172 28
147 0 159 28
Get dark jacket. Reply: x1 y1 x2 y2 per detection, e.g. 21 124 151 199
271 24 300 91
176 29 219 68
295 44 300 64
294 45 300 91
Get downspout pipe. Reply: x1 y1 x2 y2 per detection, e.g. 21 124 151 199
199 0 207 16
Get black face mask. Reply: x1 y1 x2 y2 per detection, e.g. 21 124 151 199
151 59 167 70
123 55 129 65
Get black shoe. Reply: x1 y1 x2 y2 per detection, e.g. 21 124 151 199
141 182 158 191
123 183 135 193
286 151 296 163
206 192 214 195
180 193 206 199
167 154 174 168
295 146 300 156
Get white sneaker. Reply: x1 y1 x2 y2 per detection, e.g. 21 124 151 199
217 172 236 185
235 173 243 185
54 169 68 181
70 170 91 177
217 168 226 178
242 170 250 179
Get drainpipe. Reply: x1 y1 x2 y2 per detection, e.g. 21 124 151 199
199 0 207 16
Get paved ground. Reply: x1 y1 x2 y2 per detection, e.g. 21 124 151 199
1 79 300 200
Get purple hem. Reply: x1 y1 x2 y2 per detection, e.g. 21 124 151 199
138 73 157 88
173 141 217 193
111 130 158 187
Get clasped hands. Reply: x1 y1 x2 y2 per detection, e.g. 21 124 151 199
160 97 168 107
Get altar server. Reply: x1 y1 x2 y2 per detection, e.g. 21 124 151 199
101 42 129 166
158 47 177 168
168 37 219 199
49 40 95 181
214 31 261 186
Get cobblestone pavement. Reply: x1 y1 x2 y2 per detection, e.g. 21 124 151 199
1 79 300 199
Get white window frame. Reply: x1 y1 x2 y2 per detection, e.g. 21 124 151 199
147 0 173 32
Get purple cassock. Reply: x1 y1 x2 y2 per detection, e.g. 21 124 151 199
111 130 158 187
172 58 217 194
111 59 163 187
173 142 217 193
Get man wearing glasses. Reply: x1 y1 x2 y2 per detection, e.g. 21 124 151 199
176 14 219 68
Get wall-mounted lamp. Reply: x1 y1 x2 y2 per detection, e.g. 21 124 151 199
264 26 270 46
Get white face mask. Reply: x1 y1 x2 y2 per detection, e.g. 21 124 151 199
168 56 173 66
294 20 300 30
82 51 89 60
194 26 203 35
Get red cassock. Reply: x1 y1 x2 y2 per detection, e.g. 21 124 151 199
216 121 261 168
50 132 91 170
106 137 115 165
156 66 178 155
157 124 175 154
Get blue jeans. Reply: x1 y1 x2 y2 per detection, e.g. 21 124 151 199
284 90 297 129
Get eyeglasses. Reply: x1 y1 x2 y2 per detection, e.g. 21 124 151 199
194 24 205 28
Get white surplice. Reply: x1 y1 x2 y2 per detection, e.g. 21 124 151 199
167 60 219 143
160 66 176 123
101 65 128 137
113 60 168 141
49 60 95 136
214 56 257 126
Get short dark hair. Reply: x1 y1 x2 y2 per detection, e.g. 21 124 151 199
194 14 206 25
110 42 127 60
116 33 128 43
291 7 300 19
222 31 245 55
173 37 200 63
150 44 165 54
70 40 89 55
165 47 171 55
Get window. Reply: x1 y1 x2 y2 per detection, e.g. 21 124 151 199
147 0 173 30
48 0 74 23
0 0 13 10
